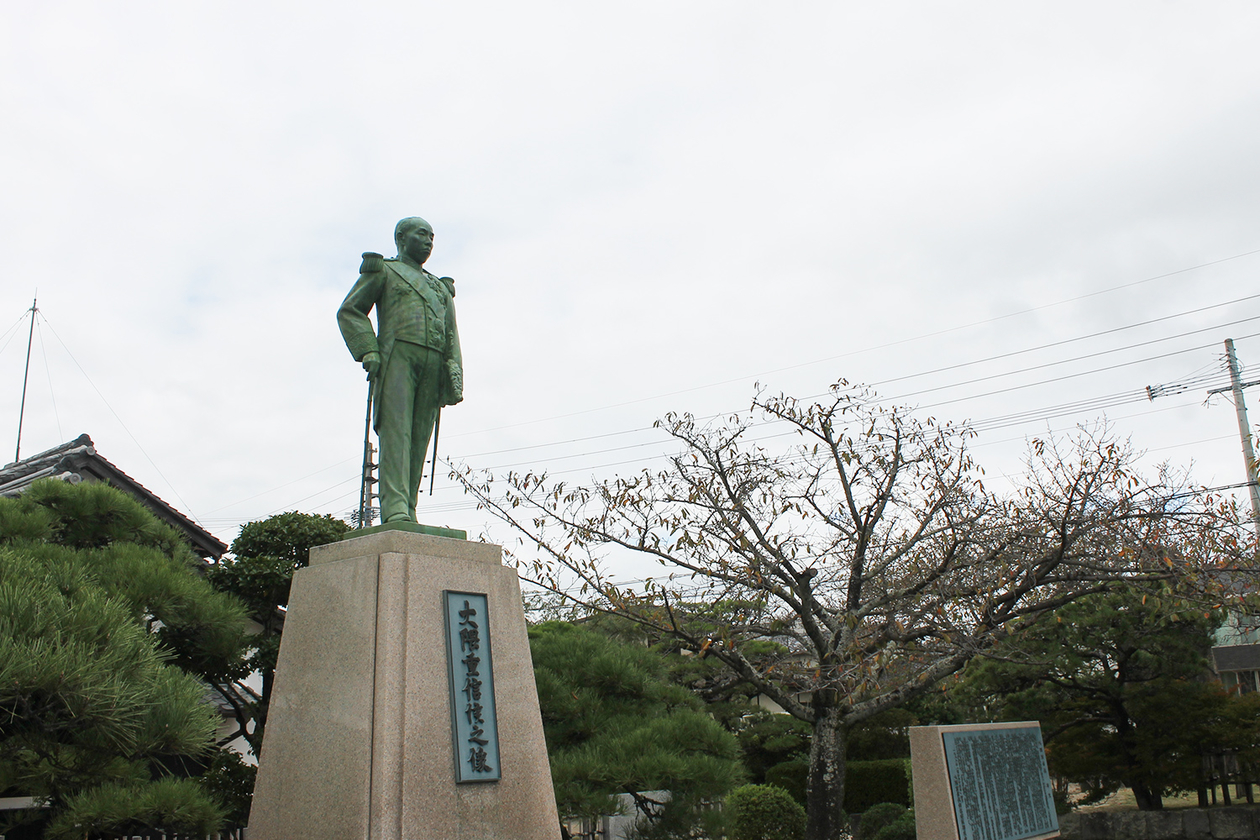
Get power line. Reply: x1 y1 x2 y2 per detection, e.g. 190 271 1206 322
37 312 205 526
879 313 1256 399
911 331 1259 413
215 283 1260 516
871 291 1260 389
446 247 1260 440
452 292 1260 461
463 335 1245 473
0 310 31 358
36 317 63 443
203 457 359 514
240 349 1246 521
227 254 1260 521
449 313 1256 475
214 389 1246 534
257 360 1243 524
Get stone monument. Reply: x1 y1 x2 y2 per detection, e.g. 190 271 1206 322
248 220 559 839
910 722 1059 840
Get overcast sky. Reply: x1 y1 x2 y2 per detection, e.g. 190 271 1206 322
3 2 1260 560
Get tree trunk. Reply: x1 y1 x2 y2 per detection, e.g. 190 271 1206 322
806 707 847 840
1131 785 1163 810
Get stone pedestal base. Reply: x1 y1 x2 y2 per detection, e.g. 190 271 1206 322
248 532 559 840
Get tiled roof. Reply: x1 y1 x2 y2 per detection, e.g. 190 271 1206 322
0 433 227 559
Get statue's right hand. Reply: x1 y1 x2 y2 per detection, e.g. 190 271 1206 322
362 351 381 378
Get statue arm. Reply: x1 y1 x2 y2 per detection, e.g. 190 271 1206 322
444 294 464 405
337 270 384 362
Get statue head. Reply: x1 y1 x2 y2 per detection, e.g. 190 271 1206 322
395 216 434 266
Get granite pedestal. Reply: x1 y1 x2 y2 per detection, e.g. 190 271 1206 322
248 531 559 840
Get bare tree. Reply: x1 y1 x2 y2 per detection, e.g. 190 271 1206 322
458 384 1251 840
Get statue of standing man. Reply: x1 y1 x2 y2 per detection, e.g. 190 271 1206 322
338 217 463 524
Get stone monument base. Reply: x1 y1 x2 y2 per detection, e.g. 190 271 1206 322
248 531 559 840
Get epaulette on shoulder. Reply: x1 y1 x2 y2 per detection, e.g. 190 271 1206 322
360 252 385 273
439 276 456 297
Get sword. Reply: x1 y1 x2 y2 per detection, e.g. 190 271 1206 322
429 408 441 495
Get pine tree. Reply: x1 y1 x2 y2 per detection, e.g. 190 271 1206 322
204 511 350 754
530 621 744 837
961 587 1260 810
0 479 248 837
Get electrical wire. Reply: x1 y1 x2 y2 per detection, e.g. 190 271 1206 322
882 315 1255 401
37 312 205 526
202 457 359 514
449 292 1260 461
216 384 1248 531
871 291 1260 389
910 332 1258 412
178 252 1260 527
0 310 31 357
445 248 1260 440
30 273 1260 526
35 317 63 443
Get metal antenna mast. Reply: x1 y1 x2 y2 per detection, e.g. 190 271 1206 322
14 297 37 463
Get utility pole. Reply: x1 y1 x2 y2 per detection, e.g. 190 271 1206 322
1208 339 1260 537
359 439 379 528
358 378 379 528
13 297 36 463
1147 338 1260 538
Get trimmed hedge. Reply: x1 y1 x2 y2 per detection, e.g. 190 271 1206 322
846 760 911 813
873 812 917 840
764 759 808 805
855 802 907 840
763 758 911 815
727 784 807 840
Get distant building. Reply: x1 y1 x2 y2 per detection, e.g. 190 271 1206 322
1212 612 1260 694
1 433 248 756
0 433 227 560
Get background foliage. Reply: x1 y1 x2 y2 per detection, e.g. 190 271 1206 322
0 479 247 836
531 621 744 836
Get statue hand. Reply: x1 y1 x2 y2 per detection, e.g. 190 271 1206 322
447 362 464 404
362 351 381 378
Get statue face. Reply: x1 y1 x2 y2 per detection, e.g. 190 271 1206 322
400 224 434 265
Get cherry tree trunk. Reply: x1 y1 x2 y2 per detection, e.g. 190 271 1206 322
806 708 848 840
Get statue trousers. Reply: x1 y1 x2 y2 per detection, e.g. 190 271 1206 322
376 340 444 523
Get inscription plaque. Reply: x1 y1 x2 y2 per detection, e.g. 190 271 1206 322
943 726 1056 840
443 590 501 782
910 722 1058 840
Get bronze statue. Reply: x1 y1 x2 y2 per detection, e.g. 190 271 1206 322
338 217 463 523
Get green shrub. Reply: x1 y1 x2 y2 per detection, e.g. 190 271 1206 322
198 748 257 826
854 802 907 840
764 758 808 805
846 760 911 813
872 810 916 840
727 784 807 840
762 757 913 817
626 800 727 840
44 778 225 840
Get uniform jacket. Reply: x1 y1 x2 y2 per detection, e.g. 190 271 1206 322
337 254 464 422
